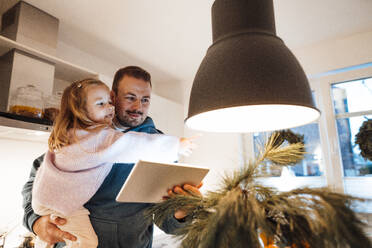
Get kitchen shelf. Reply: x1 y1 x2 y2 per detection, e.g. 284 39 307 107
0 111 52 132
0 34 99 82
0 122 50 143
0 34 100 136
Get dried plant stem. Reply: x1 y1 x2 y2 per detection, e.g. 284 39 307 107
147 131 371 248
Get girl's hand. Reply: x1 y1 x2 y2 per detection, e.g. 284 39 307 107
178 136 199 156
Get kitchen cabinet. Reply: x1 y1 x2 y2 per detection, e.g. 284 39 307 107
0 34 99 136
0 34 98 83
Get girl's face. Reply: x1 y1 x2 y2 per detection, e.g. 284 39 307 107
85 84 114 125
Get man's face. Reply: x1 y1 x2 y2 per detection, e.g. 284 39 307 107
112 76 151 127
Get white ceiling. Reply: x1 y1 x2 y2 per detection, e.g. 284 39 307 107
5 0 372 90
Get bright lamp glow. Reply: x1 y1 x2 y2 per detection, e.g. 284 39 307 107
186 104 320 133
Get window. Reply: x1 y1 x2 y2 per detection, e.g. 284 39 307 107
253 123 323 177
248 93 326 191
331 78 372 177
247 65 372 208
312 65 372 207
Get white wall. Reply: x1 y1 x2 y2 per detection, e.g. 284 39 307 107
182 128 243 191
149 94 184 137
294 29 372 77
0 138 47 230
57 41 118 84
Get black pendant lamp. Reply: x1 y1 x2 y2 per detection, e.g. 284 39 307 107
185 0 320 133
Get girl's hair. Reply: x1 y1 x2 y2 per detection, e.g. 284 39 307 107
48 78 110 151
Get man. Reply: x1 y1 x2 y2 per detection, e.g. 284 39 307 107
22 66 200 248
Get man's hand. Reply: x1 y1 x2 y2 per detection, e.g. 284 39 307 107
33 215 77 245
166 182 203 220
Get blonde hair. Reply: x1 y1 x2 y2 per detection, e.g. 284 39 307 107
48 78 110 151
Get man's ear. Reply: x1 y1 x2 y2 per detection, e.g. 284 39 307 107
110 90 116 104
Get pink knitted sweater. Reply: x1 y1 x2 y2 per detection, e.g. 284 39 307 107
32 127 179 216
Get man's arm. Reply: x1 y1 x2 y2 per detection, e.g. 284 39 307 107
21 154 44 231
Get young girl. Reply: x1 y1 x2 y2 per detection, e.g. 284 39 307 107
32 79 194 248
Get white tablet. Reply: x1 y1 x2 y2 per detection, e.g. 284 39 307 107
115 160 209 203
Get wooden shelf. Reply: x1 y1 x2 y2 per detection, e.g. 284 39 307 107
0 34 99 82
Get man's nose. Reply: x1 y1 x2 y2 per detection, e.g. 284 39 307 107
132 99 142 110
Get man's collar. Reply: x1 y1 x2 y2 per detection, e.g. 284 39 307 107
112 117 130 132
112 116 155 133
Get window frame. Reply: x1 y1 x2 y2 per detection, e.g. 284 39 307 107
310 66 372 201
246 65 372 202
243 114 327 190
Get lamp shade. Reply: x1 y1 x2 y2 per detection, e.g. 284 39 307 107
185 0 320 133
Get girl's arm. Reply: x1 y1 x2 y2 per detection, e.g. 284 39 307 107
55 128 195 171
106 131 180 163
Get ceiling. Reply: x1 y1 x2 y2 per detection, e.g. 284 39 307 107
3 0 372 95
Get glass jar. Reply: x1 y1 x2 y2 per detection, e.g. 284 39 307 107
9 84 44 118
43 91 62 122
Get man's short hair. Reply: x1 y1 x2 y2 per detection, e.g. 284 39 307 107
112 66 152 94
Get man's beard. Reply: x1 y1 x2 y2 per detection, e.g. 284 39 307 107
118 110 145 127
